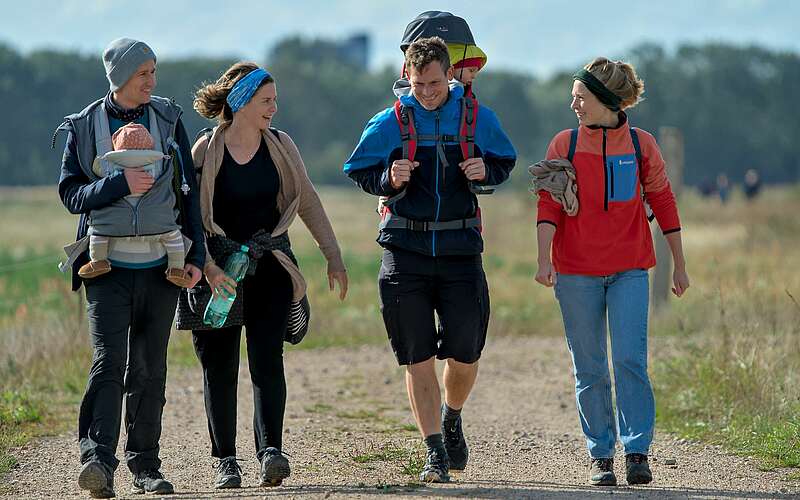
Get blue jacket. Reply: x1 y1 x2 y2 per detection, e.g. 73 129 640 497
344 85 516 256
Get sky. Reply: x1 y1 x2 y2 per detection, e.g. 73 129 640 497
3 0 799 77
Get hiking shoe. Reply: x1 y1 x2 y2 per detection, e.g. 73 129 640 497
442 409 468 470
78 461 115 499
131 469 174 495
419 447 450 483
626 453 653 485
589 457 617 486
213 456 242 489
259 447 290 487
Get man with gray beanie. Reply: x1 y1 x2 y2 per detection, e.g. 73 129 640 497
53 37 205 498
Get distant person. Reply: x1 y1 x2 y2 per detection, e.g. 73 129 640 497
188 62 347 489
344 37 516 483
744 168 762 200
55 37 205 498
533 57 689 487
699 177 716 198
717 173 730 204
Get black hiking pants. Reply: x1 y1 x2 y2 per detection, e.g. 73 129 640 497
79 264 179 474
191 253 292 460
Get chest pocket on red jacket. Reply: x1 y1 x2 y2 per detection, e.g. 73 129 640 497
607 153 638 202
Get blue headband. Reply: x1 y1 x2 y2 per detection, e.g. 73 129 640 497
227 68 271 113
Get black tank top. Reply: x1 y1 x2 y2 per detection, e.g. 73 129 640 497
213 138 281 243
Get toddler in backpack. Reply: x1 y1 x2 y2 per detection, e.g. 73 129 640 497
446 42 487 92
79 123 192 287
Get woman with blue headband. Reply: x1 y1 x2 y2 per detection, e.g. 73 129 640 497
532 57 689 487
190 62 348 489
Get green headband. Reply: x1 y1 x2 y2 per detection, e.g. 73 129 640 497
573 69 622 111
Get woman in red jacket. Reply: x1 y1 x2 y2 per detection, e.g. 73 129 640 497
534 57 689 487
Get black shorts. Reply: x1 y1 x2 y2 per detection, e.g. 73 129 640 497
378 247 490 366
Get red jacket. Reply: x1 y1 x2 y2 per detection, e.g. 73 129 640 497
537 114 681 276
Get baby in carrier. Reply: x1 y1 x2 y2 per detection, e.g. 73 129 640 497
78 122 191 288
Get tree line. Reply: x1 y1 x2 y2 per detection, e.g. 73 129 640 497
1 38 797 187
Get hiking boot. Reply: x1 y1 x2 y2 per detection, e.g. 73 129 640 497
213 456 242 489
131 469 174 495
625 453 653 485
589 457 617 486
419 447 450 483
78 260 111 279
78 461 115 499
259 447 290 487
442 408 468 470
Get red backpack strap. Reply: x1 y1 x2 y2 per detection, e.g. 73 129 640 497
393 100 417 162
382 101 417 209
459 94 478 160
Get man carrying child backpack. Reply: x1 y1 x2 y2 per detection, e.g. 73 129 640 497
343 35 516 482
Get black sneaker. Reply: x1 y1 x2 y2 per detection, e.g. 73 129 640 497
213 456 242 489
442 408 468 471
419 447 450 483
78 461 115 499
625 453 653 485
259 447 290 487
589 457 617 486
131 469 174 495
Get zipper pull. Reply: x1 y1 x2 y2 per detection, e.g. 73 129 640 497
181 183 190 195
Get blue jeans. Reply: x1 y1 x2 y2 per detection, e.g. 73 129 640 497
554 269 654 458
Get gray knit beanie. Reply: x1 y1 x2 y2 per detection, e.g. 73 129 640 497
102 38 157 91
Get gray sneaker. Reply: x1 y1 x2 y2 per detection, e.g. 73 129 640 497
419 447 450 483
131 469 174 494
78 461 115 499
625 453 653 485
259 447 290 487
589 457 617 486
213 456 242 489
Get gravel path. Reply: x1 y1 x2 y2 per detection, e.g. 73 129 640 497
4 336 798 499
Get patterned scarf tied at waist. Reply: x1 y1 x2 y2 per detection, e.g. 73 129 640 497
207 229 294 275
529 159 579 216
203 229 310 344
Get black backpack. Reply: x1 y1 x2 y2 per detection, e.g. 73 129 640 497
400 11 475 51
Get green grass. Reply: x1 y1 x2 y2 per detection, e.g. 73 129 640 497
655 333 800 469
337 409 391 422
350 441 425 477
648 188 800 472
305 403 334 414
0 391 45 475
0 251 73 319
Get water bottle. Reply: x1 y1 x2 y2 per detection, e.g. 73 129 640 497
203 245 250 328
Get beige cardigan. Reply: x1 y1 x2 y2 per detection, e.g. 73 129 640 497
192 123 345 302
